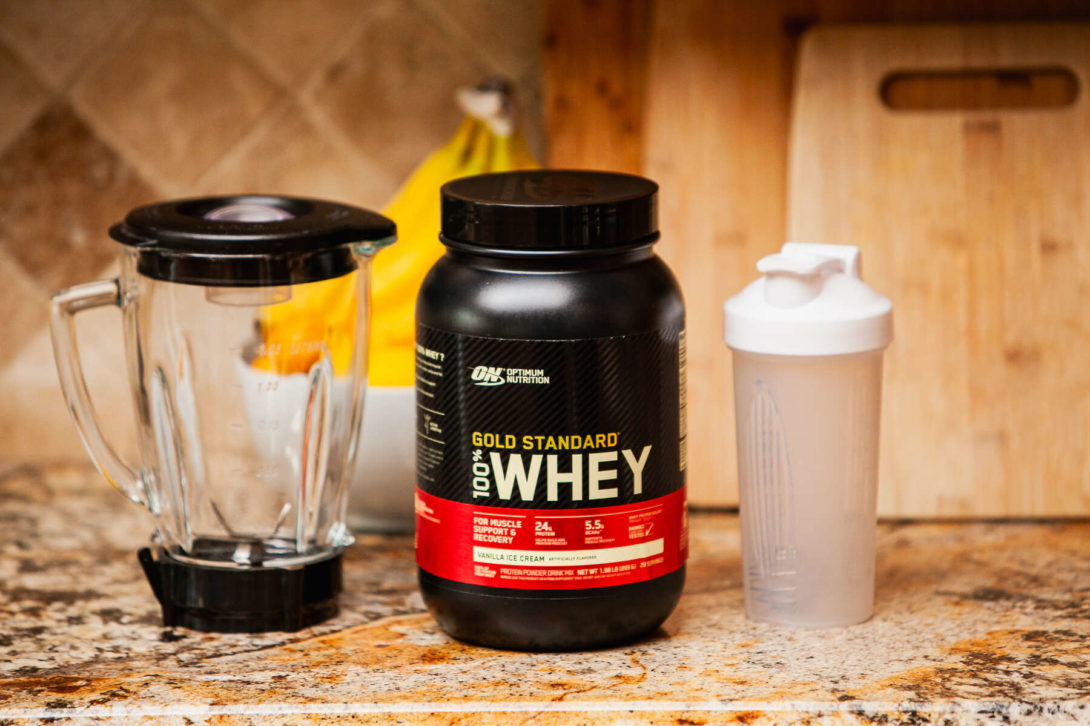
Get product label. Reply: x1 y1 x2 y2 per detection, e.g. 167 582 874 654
415 324 688 590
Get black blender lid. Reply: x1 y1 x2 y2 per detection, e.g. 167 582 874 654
111 195 396 287
440 170 659 252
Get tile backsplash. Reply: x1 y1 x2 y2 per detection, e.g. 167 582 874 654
0 0 543 464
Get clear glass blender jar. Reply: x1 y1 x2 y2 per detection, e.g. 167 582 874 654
50 195 395 632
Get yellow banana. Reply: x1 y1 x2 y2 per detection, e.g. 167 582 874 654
255 81 540 385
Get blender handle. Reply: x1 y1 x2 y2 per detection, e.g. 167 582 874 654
50 279 147 507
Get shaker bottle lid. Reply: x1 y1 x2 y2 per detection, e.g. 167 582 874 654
723 242 893 356
440 170 659 251
109 195 396 286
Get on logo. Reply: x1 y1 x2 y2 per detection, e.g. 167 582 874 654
470 366 505 386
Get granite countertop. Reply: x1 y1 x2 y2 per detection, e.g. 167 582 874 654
0 463 1087 725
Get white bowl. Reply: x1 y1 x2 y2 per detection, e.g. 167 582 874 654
348 385 416 533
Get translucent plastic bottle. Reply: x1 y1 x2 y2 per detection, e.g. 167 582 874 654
724 243 893 627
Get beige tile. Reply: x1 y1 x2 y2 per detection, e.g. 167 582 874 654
0 317 136 465
418 0 544 79
0 250 48 369
71 2 281 187
195 0 368 85
0 44 51 157
513 65 545 162
0 103 156 290
311 0 491 183
199 102 397 209
0 0 143 88
0 327 83 463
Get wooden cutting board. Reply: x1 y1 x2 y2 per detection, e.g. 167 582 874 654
787 24 1090 516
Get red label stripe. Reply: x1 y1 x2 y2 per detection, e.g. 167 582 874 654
415 488 687 590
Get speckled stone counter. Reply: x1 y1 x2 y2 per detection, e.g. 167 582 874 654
1 464 1087 725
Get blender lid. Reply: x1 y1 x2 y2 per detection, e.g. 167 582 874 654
110 195 396 287
723 242 893 356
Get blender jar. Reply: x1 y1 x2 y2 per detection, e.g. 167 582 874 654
50 195 395 632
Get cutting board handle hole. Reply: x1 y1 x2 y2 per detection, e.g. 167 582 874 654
880 67 1079 111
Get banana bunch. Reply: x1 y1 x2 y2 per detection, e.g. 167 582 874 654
253 81 539 384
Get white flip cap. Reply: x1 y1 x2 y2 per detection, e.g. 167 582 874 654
724 242 893 356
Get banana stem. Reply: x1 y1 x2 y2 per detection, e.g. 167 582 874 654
456 80 515 138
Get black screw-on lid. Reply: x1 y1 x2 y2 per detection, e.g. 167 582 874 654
110 195 396 287
440 170 659 252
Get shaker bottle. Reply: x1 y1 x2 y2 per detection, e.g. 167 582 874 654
723 242 892 627
50 196 395 632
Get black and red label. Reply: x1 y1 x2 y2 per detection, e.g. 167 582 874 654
414 325 688 590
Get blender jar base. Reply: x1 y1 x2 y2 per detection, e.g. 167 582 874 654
138 547 343 633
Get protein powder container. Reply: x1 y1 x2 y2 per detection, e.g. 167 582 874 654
414 170 687 651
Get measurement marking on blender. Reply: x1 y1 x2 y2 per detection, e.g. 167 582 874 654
416 403 445 415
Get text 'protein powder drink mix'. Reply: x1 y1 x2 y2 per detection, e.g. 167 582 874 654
414 170 688 650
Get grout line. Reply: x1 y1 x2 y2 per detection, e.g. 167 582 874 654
186 0 394 202
0 33 56 93
413 0 542 81
412 0 497 72
0 15 128 162
0 246 48 298
0 36 59 152
512 65 547 161
64 4 174 197
291 4 404 202
0 86 51 164
295 5 374 100
411 0 546 158
190 0 372 95
155 0 290 190
292 7 402 205
0 249 52 371
66 91 173 198
0 2 154 97
185 0 292 91
67 1 295 196
189 94 297 192
299 97 400 206
55 3 155 96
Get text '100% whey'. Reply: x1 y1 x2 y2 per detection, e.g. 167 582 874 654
414 170 688 651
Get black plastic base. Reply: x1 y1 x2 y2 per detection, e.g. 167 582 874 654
419 566 685 652
138 547 342 633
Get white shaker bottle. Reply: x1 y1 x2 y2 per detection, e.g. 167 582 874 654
724 242 893 627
